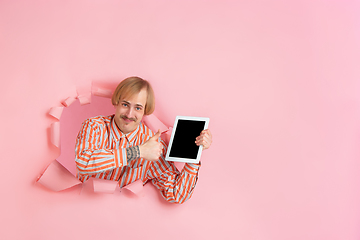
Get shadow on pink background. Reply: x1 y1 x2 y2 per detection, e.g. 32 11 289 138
1 1 360 240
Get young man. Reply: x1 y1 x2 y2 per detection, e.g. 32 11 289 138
75 76 212 203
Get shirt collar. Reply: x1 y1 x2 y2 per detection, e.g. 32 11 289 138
110 116 140 144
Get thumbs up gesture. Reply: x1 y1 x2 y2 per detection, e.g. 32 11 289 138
139 129 163 161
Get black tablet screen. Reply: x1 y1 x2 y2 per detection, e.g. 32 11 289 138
169 120 205 159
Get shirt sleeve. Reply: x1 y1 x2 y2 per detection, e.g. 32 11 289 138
145 139 201 204
75 118 128 178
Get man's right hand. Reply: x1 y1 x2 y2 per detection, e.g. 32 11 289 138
139 129 163 161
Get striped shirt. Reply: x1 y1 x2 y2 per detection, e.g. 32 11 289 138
75 115 201 204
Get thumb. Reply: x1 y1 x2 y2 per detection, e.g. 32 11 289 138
151 129 161 140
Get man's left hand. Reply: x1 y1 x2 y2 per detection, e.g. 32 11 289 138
195 129 212 150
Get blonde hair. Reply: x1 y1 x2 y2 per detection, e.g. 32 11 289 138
111 76 155 115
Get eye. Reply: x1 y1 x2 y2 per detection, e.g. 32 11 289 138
122 103 128 107
136 107 142 111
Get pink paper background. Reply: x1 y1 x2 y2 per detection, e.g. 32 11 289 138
1 1 360 239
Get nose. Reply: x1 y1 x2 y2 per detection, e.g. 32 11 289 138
125 107 134 118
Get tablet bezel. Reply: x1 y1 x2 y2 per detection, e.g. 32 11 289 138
165 116 210 163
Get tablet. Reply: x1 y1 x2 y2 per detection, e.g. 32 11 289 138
165 116 210 163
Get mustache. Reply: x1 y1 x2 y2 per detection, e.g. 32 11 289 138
120 115 137 122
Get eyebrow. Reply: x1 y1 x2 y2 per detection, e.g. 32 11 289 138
122 100 144 108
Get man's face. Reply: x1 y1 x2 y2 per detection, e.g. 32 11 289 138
114 88 147 134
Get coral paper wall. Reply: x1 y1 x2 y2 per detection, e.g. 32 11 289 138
1 1 360 240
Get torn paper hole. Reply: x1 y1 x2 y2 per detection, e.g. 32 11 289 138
39 84 175 194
